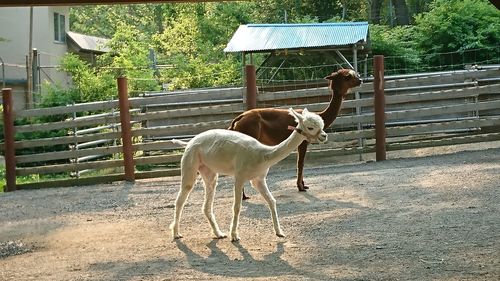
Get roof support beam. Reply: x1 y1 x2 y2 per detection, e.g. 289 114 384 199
334 50 354 70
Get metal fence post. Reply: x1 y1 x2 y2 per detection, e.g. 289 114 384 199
2 88 16 191
117 77 135 182
245 64 257 110
374 55 386 161
0 56 5 89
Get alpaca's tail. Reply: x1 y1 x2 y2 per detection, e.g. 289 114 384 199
171 139 189 147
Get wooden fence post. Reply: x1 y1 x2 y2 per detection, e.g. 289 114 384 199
117 77 135 182
245 64 257 110
374 55 386 161
2 88 16 191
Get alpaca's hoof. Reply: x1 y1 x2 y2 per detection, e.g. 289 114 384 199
297 182 309 191
276 232 286 238
214 232 227 239
231 233 241 242
173 233 183 239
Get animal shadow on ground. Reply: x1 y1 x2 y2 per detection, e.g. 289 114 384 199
241 191 365 220
175 240 330 279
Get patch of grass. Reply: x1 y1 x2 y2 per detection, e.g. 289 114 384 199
0 167 5 193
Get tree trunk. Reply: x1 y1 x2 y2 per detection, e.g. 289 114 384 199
154 5 164 34
393 0 410 25
370 0 382 24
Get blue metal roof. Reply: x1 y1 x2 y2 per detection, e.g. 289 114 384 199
224 22 369 53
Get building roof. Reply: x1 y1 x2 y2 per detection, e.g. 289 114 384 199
66 31 110 53
224 22 369 53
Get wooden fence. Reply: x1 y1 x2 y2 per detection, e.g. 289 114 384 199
1 60 500 191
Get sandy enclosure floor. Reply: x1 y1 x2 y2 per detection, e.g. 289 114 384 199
1 143 500 281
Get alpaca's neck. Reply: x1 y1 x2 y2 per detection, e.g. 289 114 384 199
265 130 306 166
319 85 345 127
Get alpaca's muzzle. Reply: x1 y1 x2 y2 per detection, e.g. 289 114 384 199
317 132 328 143
296 128 327 144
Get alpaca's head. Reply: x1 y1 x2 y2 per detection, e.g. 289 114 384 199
289 108 327 143
324 69 362 99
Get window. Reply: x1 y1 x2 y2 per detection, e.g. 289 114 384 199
54 12 66 43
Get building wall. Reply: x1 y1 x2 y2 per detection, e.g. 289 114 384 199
0 6 70 109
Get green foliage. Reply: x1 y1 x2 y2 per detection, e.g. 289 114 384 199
57 24 159 101
59 53 116 101
153 12 203 57
97 23 159 95
70 4 171 38
161 55 240 90
151 3 245 90
413 0 500 69
0 146 4 191
245 0 368 23
0 168 4 192
40 82 80 107
298 0 344 22
370 24 421 74
64 0 500 91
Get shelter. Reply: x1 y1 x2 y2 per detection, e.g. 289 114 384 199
66 31 110 65
224 22 370 83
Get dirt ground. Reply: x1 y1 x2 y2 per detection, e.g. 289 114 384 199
1 142 499 281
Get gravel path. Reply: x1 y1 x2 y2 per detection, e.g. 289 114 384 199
1 144 499 280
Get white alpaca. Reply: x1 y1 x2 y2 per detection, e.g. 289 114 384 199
170 108 327 241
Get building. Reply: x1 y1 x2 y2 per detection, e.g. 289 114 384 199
0 6 108 110
66 31 110 66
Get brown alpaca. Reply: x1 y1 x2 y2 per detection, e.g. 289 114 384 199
229 69 362 199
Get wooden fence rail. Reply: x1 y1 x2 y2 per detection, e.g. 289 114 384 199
1 62 500 191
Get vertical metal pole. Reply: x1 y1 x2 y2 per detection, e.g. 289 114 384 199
26 7 34 109
72 103 79 178
374 55 386 161
353 44 363 161
241 52 246 87
245 64 257 110
2 88 16 191
117 77 135 182
0 56 5 89
32 48 38 103
363 54 368 78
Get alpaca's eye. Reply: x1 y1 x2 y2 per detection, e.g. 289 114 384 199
307 127 314 131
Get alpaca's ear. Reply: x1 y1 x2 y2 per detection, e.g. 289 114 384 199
324 72 336 80
302 108 310 115
289 108 303 123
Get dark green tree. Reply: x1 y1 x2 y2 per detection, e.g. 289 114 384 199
370 24 421 74
413 0 500 70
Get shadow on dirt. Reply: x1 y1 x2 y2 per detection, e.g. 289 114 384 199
0 182 136 241
174 239 331 279
241 191 366 220
87 240 331 280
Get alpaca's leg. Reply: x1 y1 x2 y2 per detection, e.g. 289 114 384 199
199 166 226 239
170 165 198 239
251 177 285 238
230 177 245 242
296 141 309 191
